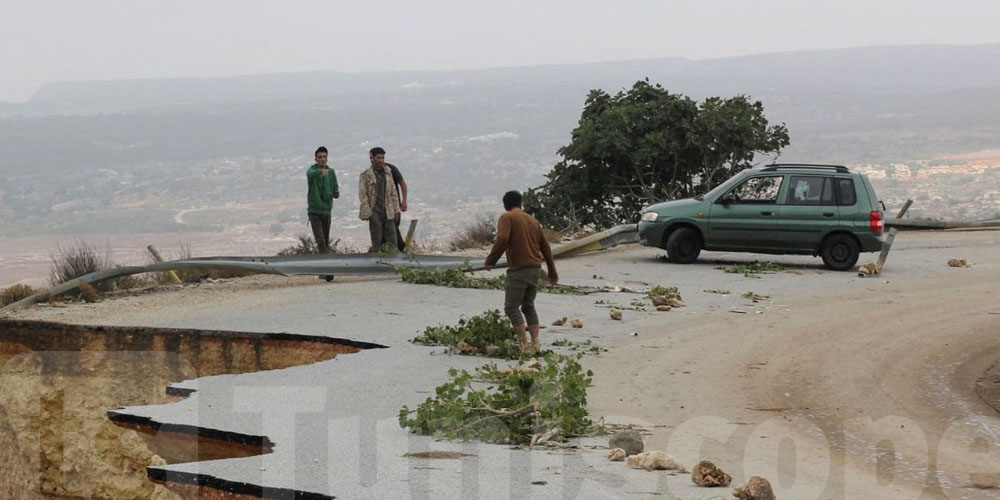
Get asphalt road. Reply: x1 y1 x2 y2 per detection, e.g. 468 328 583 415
6 229 999 499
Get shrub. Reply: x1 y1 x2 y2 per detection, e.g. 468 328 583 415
450 214 496 250
277 235 319 256
1 284 38 307
276 235 359 256
49 240 112 290
78 283 99 303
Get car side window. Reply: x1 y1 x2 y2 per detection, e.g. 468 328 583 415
836 178 857 206
787 176 835 206
726 176 783 204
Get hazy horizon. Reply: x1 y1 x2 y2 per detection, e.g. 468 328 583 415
4 0 1000 102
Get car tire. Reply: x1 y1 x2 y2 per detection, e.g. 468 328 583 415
665 227 701 264
820 234 860 271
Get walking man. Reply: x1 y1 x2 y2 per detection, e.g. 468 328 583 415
484 190 558 355
306 146 339 254
358 147 400 252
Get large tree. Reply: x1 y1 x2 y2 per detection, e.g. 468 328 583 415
525 80 790 229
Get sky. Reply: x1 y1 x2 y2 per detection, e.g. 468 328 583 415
2 0 1000 102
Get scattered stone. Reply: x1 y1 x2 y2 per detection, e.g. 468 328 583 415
456 341 477 353
552 317 568 326
404 451 474 459
485 345 500 356
626 450 683 471
606 448 626 461
50 301 67 308
733 476 775 500
609 308 623 321
971 477 1000 489
948 258 971 268
857 260 878 276
691 460 731 487
571 318 584 328
656 305 671 312
538 323 546 329
531 480 547 486
651 296 670 307
609 429 644 456
667 298 685 308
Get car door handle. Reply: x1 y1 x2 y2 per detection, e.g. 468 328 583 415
760 211 773 216
823 212 835 218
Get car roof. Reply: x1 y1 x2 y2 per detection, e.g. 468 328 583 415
758 163 851 174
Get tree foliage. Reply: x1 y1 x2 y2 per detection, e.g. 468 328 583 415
524 80 790 228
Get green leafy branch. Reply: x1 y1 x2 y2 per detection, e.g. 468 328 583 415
398 353 594 445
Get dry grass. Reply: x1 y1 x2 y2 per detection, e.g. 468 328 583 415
78 283 99 303
49 240 112 290
0 283 39 306
47 240 151 297
450 214 497 250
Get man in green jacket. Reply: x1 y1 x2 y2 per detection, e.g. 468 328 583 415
307 146 339 257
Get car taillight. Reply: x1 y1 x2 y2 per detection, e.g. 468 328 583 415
870 211 883 234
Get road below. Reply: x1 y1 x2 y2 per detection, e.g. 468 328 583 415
3 229 998 499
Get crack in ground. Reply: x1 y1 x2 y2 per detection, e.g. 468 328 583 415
0 319 383 500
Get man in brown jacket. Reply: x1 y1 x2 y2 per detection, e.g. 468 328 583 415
484 190 559 355
358 147 401 252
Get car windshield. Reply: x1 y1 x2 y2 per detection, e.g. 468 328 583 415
697 171 751 201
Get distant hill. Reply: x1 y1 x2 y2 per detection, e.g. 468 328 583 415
14 44 1000 114
2 44 1000 237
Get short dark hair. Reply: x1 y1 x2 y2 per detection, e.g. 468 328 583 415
503 190 522 210
315 146 328 156
369 147 386 156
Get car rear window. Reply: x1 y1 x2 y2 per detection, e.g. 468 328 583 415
788 176 835 205
835 178 857 206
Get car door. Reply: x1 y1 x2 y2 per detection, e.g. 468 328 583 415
707 175 784 249
776 175 839 250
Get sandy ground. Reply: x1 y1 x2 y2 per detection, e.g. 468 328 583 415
4 229 1000 499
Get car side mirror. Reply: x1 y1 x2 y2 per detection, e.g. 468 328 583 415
719 193 734 205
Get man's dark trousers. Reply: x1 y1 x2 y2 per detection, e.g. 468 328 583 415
309 213 332 253
394 217 406 252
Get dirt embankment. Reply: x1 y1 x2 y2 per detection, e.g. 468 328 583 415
0 320 373 500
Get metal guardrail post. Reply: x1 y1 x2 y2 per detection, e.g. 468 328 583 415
874 199 913 274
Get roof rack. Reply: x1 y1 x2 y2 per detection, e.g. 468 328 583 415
761 163 850 173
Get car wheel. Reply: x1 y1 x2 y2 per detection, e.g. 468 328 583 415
665 227 701 264
820 234 860 271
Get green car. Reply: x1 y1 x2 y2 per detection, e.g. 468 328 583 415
638 164 885 270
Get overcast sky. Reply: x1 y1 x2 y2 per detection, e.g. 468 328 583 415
2 0 999 102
